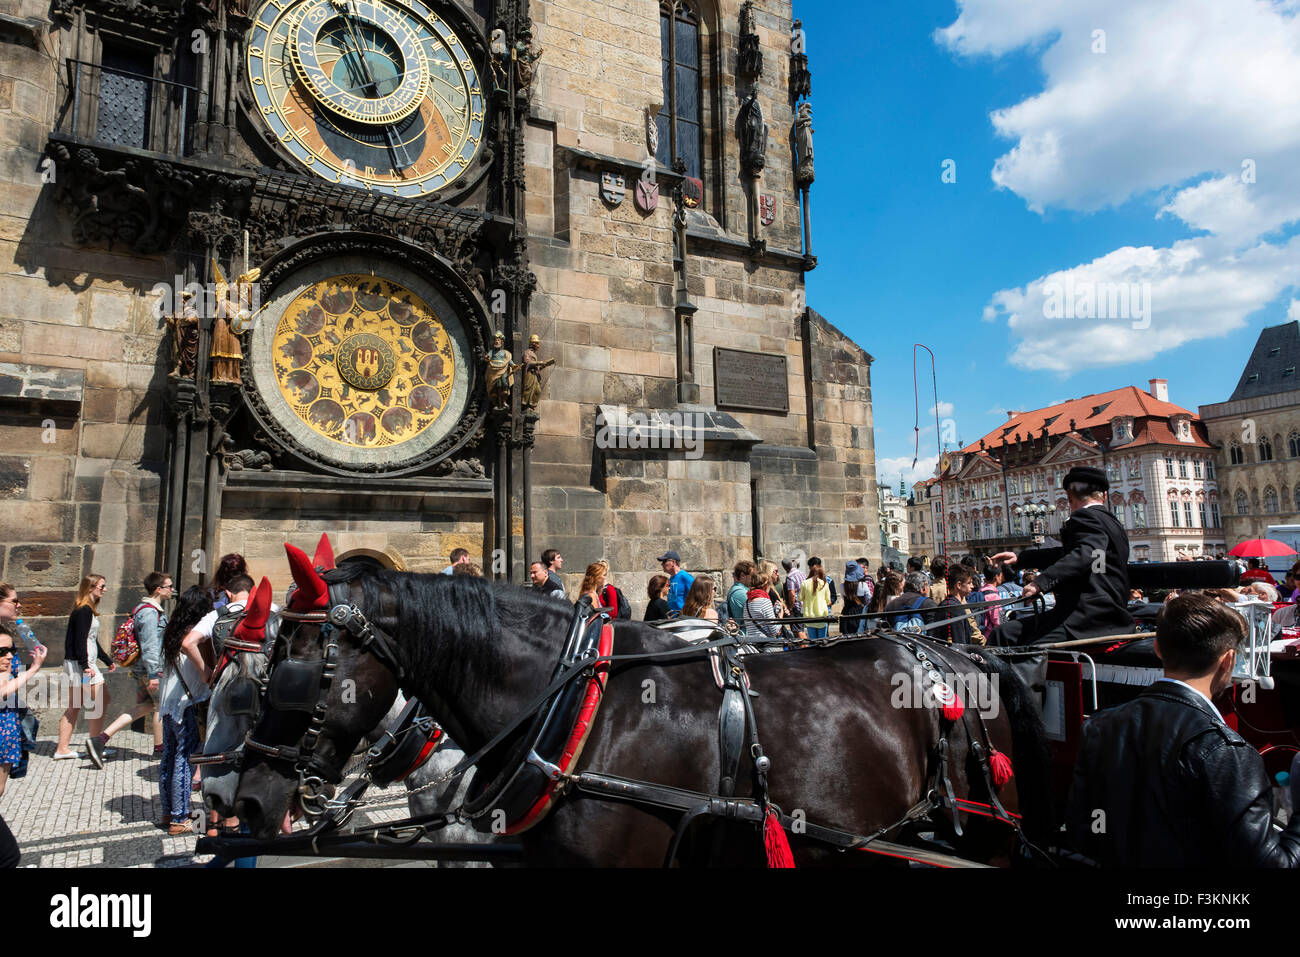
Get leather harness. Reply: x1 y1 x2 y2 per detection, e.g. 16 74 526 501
251 586 1041 864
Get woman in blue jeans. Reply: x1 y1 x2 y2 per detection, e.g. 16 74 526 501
156 588 211 834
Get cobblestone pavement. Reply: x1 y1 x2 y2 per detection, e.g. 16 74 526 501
5 728 428 868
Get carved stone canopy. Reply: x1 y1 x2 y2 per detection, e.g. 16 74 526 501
47 137 252 254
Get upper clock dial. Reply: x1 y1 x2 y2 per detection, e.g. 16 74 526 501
247 0 485 197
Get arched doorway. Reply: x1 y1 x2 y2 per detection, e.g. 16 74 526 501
335 548 408 571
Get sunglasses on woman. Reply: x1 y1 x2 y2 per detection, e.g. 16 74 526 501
0 646 15 656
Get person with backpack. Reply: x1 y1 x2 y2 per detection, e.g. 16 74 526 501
934 564 985 645
86 572 173 769
864 571 903 633
975 562 1004 636
599 570 632 620
840 561 871 634
884 573 939 634
155 586 212 834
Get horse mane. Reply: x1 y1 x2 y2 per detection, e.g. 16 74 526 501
324 564 572 700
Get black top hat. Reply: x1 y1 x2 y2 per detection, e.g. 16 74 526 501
1062 465 1108 492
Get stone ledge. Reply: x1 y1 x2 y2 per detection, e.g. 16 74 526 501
0 13 48 48
0 362 85 408
594 404 762 454
225 469 493 498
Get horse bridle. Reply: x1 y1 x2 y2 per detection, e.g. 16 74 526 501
243 596 408 820
189 617 277 769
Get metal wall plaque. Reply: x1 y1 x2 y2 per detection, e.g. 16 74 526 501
713 347 788 414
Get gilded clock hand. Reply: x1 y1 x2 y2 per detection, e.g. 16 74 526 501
335 0 413 172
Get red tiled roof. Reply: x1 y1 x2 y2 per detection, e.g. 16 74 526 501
960 385 1211 453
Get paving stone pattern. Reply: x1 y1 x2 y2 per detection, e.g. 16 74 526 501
5 728 421 868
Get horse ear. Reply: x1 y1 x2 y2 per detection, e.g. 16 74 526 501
313 533 336 571
233 577 273 641
285 543 329 610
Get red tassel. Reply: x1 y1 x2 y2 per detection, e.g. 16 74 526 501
764 809 795 868
941 693 964 722
989 749 1014 788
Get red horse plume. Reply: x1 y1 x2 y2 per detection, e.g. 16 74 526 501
286 543 329 611
313 533 336 571
233 577 274 642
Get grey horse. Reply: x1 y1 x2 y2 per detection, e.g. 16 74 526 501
198 609 489 864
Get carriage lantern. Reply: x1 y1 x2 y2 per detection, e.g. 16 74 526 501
1226 600 1275 689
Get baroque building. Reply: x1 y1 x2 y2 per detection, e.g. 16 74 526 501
1200 321 1300 546
876 481 907 555
908 477 935 563
0 0 877 631
928 380 1223 563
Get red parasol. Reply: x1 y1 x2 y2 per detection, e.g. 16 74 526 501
1228 539 1299 558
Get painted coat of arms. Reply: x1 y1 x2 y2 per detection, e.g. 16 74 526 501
635 178 659 213
760 194 775 226
601 171 626 206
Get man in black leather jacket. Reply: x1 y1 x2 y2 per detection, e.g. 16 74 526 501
1066 593 1300 866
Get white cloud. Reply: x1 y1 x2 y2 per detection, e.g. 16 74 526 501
877 455 940 490
985 235 1300 371
928 401 955 418
1289 299 1300 321
939 0 1300 370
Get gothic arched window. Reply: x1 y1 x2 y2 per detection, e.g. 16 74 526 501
1236 490 1249 514
1259 435 1274 462
1229 441 1244 465
1290 432 1300 458
1265 486 1279 513
657 3 705 184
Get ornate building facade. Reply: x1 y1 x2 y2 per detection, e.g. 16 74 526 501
877 482 908 555
0 0 877 631
928 381 1224 563
1200 321 1300 547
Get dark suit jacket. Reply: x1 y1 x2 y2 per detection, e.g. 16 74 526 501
1017 504 1133 641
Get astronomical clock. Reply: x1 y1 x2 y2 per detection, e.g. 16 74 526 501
246 0 486 197
238 1 494 477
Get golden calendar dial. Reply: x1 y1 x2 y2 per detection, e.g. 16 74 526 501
270 274 454 450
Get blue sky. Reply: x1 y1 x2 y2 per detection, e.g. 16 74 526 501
801 0 1300 493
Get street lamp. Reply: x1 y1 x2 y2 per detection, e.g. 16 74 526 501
1023 503 1049 545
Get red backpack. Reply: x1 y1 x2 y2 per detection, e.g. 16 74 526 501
111 603 151 666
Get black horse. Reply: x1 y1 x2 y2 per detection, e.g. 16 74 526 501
235 558 1052 866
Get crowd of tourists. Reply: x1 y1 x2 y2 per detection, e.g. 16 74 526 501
526 545 1051 647
0 556 279 868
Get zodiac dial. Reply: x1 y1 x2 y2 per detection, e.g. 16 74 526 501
247 0 485 197
271 274 455 450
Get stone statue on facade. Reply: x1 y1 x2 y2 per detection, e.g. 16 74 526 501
795 102 815 187
210 259 259 386
485 330 519 410
513 25 543 91
489 28 509 92
165 289 201 380
646 104 660 158
738 89 768 179
521 333 556 411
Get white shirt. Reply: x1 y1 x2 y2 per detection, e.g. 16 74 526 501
195 600 246 639
159 653 210 723
1156 677 1226 726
